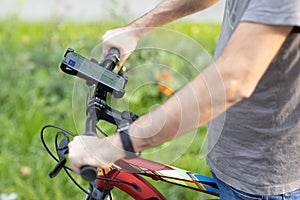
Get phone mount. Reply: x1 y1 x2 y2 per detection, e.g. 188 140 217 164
60 48 128 98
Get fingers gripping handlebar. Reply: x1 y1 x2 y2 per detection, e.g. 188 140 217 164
80 111 139 182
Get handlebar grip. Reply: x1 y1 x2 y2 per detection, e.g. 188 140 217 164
80 130 98 181
102 47 120 70
80 165 98 182
106 47 120 59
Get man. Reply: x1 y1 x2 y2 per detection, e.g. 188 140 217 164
68 0 300 199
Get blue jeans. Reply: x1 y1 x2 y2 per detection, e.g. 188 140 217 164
212 173 300 200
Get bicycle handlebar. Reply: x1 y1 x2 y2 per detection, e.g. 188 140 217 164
101 47 120 70
79 48 121 182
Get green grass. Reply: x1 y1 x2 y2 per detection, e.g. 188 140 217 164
0 18 220 199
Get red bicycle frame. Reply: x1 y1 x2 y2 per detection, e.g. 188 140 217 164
95 158 219 199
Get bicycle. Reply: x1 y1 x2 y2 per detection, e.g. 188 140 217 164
40 48 219 200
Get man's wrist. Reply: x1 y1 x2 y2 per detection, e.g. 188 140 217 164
117 123 140 159
108 133 127 160
127 21 155 40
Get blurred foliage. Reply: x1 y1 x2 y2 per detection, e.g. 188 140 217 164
0 18 220 200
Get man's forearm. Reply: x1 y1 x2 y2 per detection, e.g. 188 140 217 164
129 0 220 39
128 62 221 151
128 22 292 153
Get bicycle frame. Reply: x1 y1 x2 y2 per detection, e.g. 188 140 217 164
95 158 219 199
42 48 219 200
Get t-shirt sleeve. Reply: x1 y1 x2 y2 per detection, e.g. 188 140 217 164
241 0 300 26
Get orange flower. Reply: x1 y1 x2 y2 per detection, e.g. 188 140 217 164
157 83 174 96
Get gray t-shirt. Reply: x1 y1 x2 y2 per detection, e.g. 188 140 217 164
207 0 300 195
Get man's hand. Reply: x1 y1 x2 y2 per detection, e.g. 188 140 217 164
101 0 219 65
102 27 139 66
68 134 125 174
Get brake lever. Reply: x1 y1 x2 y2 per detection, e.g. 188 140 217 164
49 135 70 178
49 157 67 178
